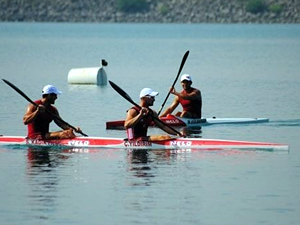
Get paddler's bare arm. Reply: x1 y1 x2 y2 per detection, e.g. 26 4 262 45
160 96 180 117
53 112 82 133
124 108 148 129
23 104 44 125
54 115 71 130
170 87 201 100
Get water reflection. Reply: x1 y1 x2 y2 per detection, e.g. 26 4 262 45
268 119 300 127
27 147 71 172
126 149 187 187
126 150 154 186
125 146 260 188
26 147 71 219
183 126 202 138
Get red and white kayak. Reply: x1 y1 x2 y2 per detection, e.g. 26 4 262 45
0 136 288 151
106 114 269 129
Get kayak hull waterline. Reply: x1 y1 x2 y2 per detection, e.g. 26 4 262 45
106 115 269 129
0 136 288 151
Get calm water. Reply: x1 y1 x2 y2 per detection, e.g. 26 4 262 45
1 23 300 225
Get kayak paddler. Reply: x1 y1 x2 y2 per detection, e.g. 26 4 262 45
23 85 82 139
160 74 202 118
124 87 184 141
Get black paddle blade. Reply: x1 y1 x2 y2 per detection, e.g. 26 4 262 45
157 50 190 116
173 50 189 87
3 79 37 106
109 80 140 108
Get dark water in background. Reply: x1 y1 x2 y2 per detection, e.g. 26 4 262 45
0 23 300 225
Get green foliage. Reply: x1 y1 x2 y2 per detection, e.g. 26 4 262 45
269 4 283 14
245 0 267 14
158 4 169 16
117 0 149 13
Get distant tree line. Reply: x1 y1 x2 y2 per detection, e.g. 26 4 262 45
245 0 283 14
0 0 298 23
117 0 284 15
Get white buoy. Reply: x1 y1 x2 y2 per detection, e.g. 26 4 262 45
67 59 108 86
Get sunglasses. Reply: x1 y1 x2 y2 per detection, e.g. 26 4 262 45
146 95 155 99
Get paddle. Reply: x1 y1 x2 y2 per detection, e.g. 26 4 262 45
109 80 183 137
2 79 88 137
157 50 190 116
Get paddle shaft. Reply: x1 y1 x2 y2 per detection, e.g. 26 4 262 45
109 80 183 137
2 79 88 137
157 50 190 116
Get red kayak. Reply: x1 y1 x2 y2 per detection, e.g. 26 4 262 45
106 114 269 129
0 136 288 151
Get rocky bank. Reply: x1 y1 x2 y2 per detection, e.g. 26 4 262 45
0 0 299 23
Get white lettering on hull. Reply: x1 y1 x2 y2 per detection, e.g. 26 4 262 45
26 139 59 146
187 119 202 124
124 141 152 147
170 141 192 147
165 119 180 124
68 140 90 146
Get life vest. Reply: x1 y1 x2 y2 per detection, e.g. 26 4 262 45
27 100 57 139
126 106 153 140
179 88 202 118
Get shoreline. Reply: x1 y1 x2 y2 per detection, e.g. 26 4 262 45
1 0 299 23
